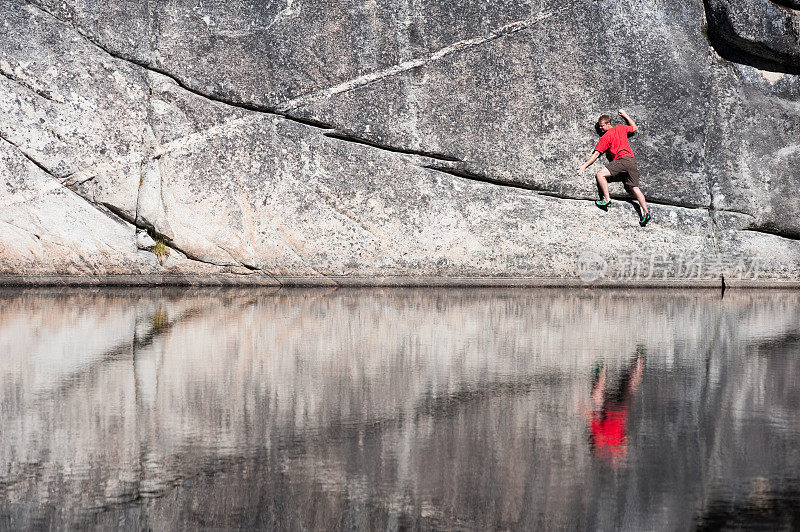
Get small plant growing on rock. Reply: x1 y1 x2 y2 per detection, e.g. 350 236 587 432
153 239 170 263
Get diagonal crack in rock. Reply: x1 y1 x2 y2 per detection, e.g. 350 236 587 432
2 131 279 278
742 226 800 241
0 131 71 181
420 163 789 239
100 202 283 283
275 6 575 112
23 0 464 165
0 67 59 103
17 0 798 261
323 131 459 162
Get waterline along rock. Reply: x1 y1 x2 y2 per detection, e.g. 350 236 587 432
1 0 799 286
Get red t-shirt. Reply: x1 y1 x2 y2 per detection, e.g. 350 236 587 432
594 124 635 161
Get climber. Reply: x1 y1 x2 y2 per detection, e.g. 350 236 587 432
577 109 650 227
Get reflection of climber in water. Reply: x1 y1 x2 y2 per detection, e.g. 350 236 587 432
589 353 644 465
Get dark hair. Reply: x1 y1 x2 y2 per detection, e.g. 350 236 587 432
597 114 612 126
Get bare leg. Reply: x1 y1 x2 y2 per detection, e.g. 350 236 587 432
627 356 644 392
596 168 611 201
630 186 648 215
591 365 607 409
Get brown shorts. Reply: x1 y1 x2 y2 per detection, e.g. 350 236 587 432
606 157 640 188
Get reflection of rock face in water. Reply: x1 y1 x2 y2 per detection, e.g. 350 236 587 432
2 288 800 528
1 1 799 283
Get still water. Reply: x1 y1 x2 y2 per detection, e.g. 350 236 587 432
1 288 799 529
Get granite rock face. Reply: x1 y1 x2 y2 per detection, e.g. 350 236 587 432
1 0 799 284
705 0 800 74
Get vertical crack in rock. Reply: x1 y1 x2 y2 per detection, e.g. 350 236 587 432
707 209 721 258
699 19 722 257
135 0 157 234
702 86 720 256
135 76 153 234
275 5 577 112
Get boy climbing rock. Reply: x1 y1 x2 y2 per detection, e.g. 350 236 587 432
577 109 650 227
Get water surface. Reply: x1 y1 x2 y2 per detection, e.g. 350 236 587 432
1 288 800 529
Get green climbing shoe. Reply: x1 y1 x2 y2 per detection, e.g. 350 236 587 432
639 213 651 227
595 199 612 210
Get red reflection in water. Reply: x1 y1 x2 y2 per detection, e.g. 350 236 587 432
589 354 644 466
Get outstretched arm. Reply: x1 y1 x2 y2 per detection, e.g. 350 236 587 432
577 150 602 174
619 109 638 132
